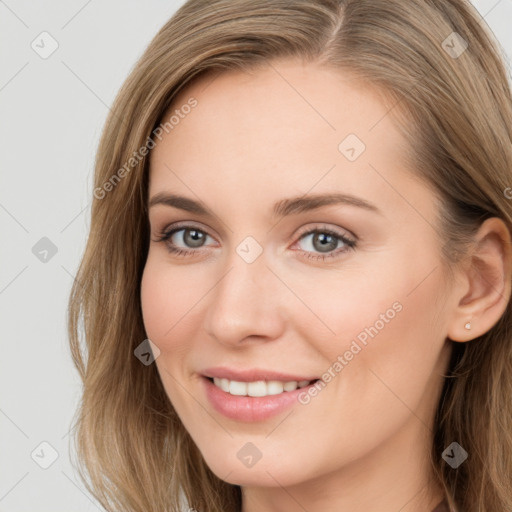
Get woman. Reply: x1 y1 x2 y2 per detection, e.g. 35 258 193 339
67 1 512 511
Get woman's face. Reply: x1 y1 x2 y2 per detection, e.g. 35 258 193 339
141 59 454 492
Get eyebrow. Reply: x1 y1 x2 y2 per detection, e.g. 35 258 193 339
148 192 382 218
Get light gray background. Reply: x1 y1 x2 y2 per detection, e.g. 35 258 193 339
1 1 511 510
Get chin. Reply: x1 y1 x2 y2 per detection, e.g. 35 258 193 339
200 449 309 488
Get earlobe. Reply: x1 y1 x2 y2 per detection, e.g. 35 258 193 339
446 217 512 343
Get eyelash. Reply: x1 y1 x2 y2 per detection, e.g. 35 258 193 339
153 223 357 262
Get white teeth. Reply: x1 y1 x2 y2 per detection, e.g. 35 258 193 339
219 378 230 392
267 380 285 395
212 378 313 397
283 381 298 391
247 381 267 397
229 380 247 396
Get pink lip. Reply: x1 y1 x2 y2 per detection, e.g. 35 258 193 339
200 367 320 422
201 366 318 382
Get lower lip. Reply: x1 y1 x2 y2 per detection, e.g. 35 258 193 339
202 376 317 422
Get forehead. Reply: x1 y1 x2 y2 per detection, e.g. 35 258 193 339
148 59 431 221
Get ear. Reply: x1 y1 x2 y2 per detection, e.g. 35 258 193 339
447 217 512 342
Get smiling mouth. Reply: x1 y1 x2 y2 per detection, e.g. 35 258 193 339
205 376 320 397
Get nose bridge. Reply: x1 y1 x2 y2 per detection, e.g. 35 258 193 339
204 243 284 344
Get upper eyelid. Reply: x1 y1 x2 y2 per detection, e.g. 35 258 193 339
295 223 355 240
160 222 218 241
157 222 356 245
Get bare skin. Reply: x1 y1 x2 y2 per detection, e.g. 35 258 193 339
140 58 512 512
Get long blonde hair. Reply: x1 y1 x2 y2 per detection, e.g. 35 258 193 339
67 1 512 510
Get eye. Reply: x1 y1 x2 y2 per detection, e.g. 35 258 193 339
292 224 356 261
153 224 215 257
153 222 357 261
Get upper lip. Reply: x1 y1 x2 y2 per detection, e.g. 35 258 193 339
201 366 319 382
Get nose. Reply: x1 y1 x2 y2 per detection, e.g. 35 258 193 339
203 248 286 347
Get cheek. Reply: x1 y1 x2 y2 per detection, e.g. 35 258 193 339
299 252 446 402
140 262 170 342
279 262 446 471
140 256 203 345
283 261 408 355
140 258 199 406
